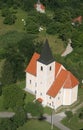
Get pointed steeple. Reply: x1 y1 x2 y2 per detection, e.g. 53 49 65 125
38 39 54 65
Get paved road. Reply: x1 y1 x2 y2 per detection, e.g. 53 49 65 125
0 112 15 118
44 102 83 130
44 112 70 130
0 102 82 129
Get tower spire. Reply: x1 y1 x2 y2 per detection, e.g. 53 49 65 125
38 39 54 65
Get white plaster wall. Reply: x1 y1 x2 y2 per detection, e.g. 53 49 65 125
71 85 78 104
26 73 36 94
54 88 63 109
36 61 55 105
37 61 55 91
46 88 63 109
63 88 71 105
46 95 55 109
36 5 45 13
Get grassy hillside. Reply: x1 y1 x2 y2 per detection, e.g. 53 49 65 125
0 8 27 35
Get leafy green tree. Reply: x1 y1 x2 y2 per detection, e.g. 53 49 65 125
79 109 83 120
35 41 43 53
1 60 14 86
0 118 17 130
4 44 23 82
25 101 43 117
26 20 39 34
3 13 16 25
4 35 35 81
18 36 35 64
22 0 36 11
0 83 2 96
13 107 27 127
2 84 25 109
1 8 11 17
65 111 73 121
25 11 51 34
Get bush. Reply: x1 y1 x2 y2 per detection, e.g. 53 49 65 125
79 110 83 120
25 101 44 117
13 108 27 128
1 8 11 17
65 111 73 121
3 14 17 25
0 118 17 130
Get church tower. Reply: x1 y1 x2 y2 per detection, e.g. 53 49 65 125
36 39 55 105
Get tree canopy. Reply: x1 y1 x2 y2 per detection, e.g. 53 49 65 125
2 84 25 110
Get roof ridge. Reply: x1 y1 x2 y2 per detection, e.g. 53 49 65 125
47 69 67 97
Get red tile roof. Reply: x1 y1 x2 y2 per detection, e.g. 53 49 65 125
73 16 82 24
47 69 79 97
55 62 61 77
25 52 40 76
40 4 45 10
47 69 68 97
37 98 43 103
64 71 79 88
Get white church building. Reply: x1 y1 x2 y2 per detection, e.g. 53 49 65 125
34 0 45 13
25 39 79 109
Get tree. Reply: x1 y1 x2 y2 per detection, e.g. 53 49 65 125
35 41 43 53
0 118 17 130
1 8 11 17
1 59 14 86
65 111 73 121
4 35 35 81
2 84 25 109
0 83 2 96
3 13 16 25
25 101 44 117
79 109 83 120
13 107 27 127
26 20 39 34
18 36 35 64
22 0 36 11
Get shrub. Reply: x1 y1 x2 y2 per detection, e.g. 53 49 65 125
65 111 73 121
3 14 16 25
1 8 11 17
79 110 83 120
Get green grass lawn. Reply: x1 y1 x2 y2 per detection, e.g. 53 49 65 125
17 119 59 130
24 92 35 104
37 32 65 56
0 8 27 35
61 110 83 130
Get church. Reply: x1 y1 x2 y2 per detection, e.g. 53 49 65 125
34 0 45 13
25 39 79 109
